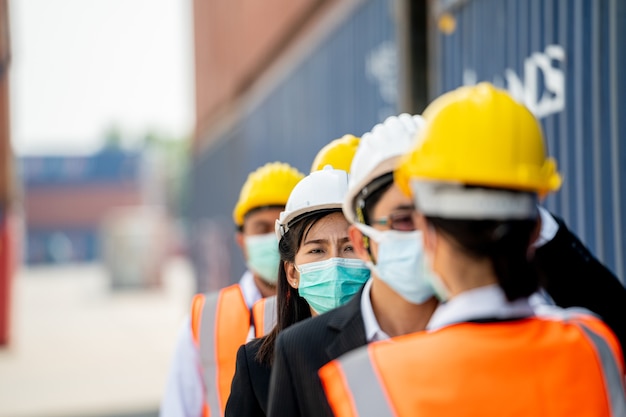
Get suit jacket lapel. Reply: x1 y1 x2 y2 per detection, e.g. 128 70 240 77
325 287 367 360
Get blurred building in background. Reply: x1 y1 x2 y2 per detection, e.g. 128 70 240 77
20 150 142 265
20 148 174 288
187 0 626 293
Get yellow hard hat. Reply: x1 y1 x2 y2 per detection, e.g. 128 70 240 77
396 83 562 198
310 134 360 173
233 162 305 226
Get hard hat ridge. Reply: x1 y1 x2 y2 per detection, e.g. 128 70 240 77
395 82 562 220
310 134 360 173
233 162 305 226
275 166 349 239
343 113 425 224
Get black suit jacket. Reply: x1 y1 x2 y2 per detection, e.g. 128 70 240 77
266 215 626 417
225 337 272 417
534 215 626 353
267 288 367 417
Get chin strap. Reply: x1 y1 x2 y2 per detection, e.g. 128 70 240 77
355 202 376 263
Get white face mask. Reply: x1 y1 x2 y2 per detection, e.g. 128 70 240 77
354 223 436 304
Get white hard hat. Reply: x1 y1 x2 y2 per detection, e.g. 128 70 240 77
275 165 349 238
343 113 425 224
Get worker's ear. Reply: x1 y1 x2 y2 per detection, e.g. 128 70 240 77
348 225 372 263
285 261 299 289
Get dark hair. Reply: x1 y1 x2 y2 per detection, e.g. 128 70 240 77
426 216 540 301
255 209 341 365
354 172 393 224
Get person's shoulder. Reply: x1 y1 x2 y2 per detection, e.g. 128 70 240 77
192 284 242 305
237 336 271 371
244 336 266 354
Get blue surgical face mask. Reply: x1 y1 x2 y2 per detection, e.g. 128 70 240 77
354 223 435 304
244 233 280 284
296 257 370 314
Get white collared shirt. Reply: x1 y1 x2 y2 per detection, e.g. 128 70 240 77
426 284 536 331
360 279 391 342
160 270 261 417
534 206 559 247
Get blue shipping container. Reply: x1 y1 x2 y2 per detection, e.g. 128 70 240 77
189 0 397 291
429 0 626 282
20 149 141 188
25 228 99 264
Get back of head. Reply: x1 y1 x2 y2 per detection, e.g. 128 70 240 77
232 162 305 228
343 113 425 224
310 135 360 173
395 83 562 301
395 83 561 199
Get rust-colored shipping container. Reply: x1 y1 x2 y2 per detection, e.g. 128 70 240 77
0 0 16 346
193 0 337 149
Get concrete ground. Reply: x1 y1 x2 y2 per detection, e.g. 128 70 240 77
0 257 195 417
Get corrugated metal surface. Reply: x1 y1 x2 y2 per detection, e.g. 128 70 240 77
430 0 626 282
189 0 397 291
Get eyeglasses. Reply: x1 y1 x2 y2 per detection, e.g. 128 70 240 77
371 210 416 231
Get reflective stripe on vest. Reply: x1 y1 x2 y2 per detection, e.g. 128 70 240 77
252 295 277 338
319 346 394 417
191 284 250 417
323 316 626 417
575 321 626 416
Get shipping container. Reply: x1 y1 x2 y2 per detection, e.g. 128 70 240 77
428 0 626 282
20 150 141 187
20 150 146 265
25 228 98 265
189 0 398 291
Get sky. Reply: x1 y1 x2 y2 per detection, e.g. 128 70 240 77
9 0 194 155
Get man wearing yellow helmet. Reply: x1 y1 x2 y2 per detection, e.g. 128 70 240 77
161 162 304 417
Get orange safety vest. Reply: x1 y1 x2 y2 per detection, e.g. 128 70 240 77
191 284 276 417
251 295 278 338
320 313 626 417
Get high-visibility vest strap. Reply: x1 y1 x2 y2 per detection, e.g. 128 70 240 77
320 347 394 417
193 284 250 417
252 295 277 338
571 317 626 416
190 293 206 345
323 316 625 417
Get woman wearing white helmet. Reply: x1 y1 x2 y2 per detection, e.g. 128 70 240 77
224 166 370 417
265 113 439 417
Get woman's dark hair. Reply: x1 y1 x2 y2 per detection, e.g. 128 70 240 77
426 216 540 302
256 209 341 365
